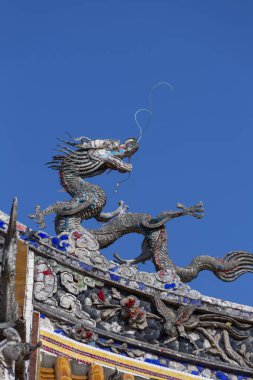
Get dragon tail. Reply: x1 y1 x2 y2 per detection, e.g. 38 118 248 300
175 251 253 283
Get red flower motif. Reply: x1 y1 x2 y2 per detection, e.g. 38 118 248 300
73 231 82 240
42 269 53 276
125 298 135 308
85 331 93 339
98 289 105 302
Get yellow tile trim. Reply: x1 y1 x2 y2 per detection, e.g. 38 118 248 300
40 330 204 380
40 368 55 374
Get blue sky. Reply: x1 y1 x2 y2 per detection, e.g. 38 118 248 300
1 1 253 305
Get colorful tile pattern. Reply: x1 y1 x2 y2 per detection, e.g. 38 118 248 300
40 329 205 380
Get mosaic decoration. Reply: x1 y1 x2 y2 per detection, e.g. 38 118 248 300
40 329 253 380
4 211 253 322
1 134 253 380
28 135 253 283
33 254 253 376
40 329 205 380
31 228 190 293
0 205 251 379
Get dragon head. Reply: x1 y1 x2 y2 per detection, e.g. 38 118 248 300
49 136 139 178
87 137 139 174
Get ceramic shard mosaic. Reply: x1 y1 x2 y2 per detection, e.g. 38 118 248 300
0 135 253 380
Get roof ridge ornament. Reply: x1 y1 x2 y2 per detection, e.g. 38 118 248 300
29 135 253 283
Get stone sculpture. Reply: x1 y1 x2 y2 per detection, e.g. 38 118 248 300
0 328 41 379
0 199 41 379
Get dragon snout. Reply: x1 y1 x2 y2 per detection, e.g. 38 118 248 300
118 161 133 173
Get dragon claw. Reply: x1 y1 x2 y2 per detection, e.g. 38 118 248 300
29 205 46 228
118 200 129 214
113 252 125 264
177 201 204 219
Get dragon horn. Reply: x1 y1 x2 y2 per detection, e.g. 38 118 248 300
65 132 91 143
57 137 78 147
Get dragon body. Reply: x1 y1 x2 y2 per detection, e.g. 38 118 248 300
30 135 253 283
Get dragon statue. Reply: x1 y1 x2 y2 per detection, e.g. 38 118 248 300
30 135 253 283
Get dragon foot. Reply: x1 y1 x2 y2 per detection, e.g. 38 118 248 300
117 200 129 214
29 205 46 229
95 201 129 223
176 201 204 219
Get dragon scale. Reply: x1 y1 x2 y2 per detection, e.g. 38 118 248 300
30 135 253 283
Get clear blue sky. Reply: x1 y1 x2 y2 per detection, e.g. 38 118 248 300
1 1 253 305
